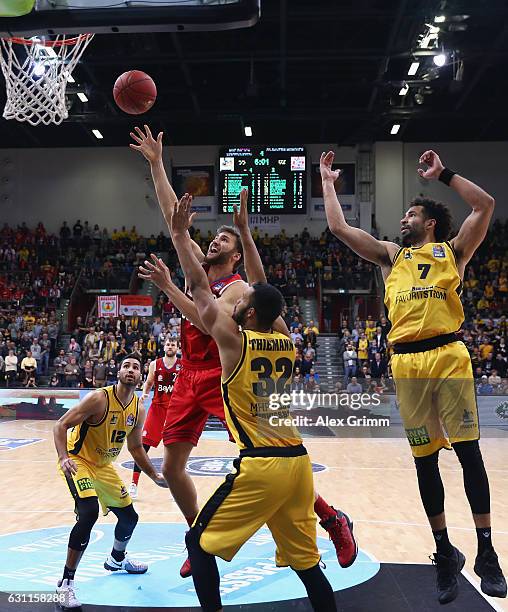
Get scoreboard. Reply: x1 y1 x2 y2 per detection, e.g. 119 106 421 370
219 146 307 215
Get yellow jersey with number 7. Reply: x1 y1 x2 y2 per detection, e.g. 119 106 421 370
385 241 464 344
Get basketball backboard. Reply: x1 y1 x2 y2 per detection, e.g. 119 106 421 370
0 0 260 37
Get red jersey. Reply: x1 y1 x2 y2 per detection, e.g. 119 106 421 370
152 357 181 404
181 271 243 369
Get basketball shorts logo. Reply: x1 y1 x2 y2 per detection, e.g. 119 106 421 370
405 426 430 446
77 477 94 492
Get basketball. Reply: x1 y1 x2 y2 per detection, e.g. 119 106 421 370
113 70 157 115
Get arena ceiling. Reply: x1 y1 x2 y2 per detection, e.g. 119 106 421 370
0 0 508 147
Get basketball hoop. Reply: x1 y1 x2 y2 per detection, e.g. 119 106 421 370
0 34 94 126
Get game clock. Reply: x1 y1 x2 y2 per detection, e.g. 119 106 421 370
219 146 307 215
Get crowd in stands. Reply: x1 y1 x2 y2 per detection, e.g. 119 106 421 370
337 313 395 394
0 218 506 396
0 307 61 387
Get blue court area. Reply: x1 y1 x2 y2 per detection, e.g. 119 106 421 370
121 455 327 476
0 523 379 608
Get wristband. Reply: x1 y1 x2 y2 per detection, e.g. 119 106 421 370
438 167 456 186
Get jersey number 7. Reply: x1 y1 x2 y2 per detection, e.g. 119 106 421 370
418 263 431 279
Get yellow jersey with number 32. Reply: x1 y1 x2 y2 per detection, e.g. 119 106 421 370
385 241 464 344
67 385 139 467
221 329 300 450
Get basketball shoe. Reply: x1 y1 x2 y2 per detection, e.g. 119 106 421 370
56 578 81 609
104 553 148 574
319 508 358 568
180 557 192 578
430 546 465 604
474 548 507 598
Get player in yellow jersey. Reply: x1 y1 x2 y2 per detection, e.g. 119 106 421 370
166 193 337 611
53 354 167 609
321 149 506 604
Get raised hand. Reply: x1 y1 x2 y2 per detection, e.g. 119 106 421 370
418 150 444 180
233 188 249 231
129 124 163 164
171 193 195 237
138 253 172 290
320 151 341 183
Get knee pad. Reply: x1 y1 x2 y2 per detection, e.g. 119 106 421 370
452 440 490 515
111 503 139 538
69 497 99 551
452 440 483 467
414 450 439 471
414 451 444 518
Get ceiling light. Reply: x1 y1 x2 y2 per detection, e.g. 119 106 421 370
92 129 103 139
433 53 447 67
408 62 419 76
399 84 409 96
77 92 88 102
434 15 446 23
414 91 425 105
390 124 401 135
244 125 253 137
66 72 75 84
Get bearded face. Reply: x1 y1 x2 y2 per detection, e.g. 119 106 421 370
400 206 429 246
204 231 240 267
118 358 141 387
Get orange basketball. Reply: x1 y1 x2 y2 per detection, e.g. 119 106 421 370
113 70 157 115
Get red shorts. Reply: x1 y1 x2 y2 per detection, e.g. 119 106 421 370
142 400 170 448
163 366 226 446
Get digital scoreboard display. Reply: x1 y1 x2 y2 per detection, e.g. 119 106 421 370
219 146 307 215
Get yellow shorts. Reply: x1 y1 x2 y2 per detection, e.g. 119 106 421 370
195 447 320 571
58 455 132 515
391 340 479 457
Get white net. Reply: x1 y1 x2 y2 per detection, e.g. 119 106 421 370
0 34 94 126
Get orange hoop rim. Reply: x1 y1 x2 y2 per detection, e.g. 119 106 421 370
2 34 93 47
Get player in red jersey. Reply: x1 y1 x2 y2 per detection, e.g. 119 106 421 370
132 127 357 578
129 338 180 499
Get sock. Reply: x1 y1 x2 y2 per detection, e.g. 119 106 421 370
476 527 493 555
185 515 197 528
132 471 140 485
314 495 336 521
432 528 454 556
62 565 76 582
111 548 126 562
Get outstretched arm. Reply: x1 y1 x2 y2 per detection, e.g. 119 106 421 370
418 150 495 272
233 189 290 339
233 188 266 284
170 195 242 374
129 125 204 262
138 254 207 333
321 151 399 271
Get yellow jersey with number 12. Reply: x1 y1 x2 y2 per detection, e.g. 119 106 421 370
67 385 139 468
222 329 300 450
385 241 464 344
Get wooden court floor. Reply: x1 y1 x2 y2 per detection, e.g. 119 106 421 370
1 418 507 611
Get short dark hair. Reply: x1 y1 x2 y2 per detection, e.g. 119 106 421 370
217 225 243 270
411 197 452 242
120 353 142 366
251 282 285 329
